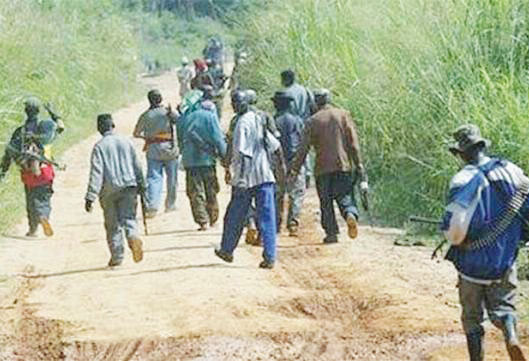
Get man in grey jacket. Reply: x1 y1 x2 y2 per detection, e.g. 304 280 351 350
85 114 145 267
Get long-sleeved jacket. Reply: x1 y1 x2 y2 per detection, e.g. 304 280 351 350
275 111 304 166
290 105 362 176
85 131 144 202
283 83 314 120
177 107 227 169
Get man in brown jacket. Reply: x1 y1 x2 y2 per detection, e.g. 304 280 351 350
289 89 368 243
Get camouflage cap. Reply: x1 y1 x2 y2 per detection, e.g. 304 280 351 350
314 88 331 105
245 89 258 105
449 124 490 154
24 96 41 110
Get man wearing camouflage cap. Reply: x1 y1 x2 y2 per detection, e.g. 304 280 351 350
441 124 527 361
0 97 65 237
290 89 366 244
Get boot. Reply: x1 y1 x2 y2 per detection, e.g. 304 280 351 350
465 329 484 361
501 315 526 361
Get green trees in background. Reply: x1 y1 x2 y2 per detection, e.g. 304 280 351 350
0 0 139 232
242 0 529 225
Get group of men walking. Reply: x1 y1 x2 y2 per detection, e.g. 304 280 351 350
1 48 528 360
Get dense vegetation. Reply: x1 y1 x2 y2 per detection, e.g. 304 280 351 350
242 0 529 226
0 0 139 232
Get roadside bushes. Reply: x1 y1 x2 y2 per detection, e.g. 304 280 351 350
242 0 529 226
0 0 139 232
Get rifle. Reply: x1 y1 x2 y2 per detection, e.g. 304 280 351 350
408 216 446 259
139 187 149 236
43 103 61 121
352 169 373 226
5 143 66 171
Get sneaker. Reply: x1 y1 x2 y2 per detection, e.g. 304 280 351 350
323 235 338 244
259 260 274 269
40 217 54 237
25 229 38 238
128 238 144 263
108 258 123 268
145 209 157 219
214 248 233 263
287 225 299 237
346 214 358 239
245 228 259 245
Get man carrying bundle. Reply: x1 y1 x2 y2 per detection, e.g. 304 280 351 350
0 97 65 237
441 124 527 361
133 89 179 217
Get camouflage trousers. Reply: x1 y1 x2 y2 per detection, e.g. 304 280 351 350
185 166 220 227
276 169 305 230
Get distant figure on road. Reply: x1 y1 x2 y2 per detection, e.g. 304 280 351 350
133 89 179 218
0 97 64 238
85 114 145 267
215 90 286 269
441 124 527 361
290 89 367 244
177 56 194 99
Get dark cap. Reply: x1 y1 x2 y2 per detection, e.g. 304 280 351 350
97 113 114 130
147 89 162 105
270 91 294 102
449 124 490 154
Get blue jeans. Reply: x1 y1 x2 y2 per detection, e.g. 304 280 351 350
220 183 277 263
146 157 178 211
315 171 358 237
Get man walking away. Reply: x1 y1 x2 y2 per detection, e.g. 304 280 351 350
441 124 527 361
177 57 194 99
290 89 367 244
177 90 227 231
85 114 145 267
215 90 286 269
0 97 64 237
272 91 306 236
133 89 179 218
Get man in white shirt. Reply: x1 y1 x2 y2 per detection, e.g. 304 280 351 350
215 90 286 269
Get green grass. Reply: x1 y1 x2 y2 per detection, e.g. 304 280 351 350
0 0 140 233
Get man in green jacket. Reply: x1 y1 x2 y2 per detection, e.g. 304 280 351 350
178 93 227 230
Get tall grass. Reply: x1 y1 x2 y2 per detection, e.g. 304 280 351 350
0 0 140 233
242 0 529 226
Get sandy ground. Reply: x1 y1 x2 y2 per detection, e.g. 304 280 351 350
0 72 527 360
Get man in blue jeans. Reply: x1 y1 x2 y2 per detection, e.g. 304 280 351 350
134 89 179 218
215 90 286 269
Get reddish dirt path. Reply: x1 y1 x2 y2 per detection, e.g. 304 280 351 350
0 73 526 360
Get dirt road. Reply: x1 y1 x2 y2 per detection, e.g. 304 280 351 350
0 73 526 360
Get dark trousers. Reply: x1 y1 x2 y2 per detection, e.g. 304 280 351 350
186 166 220 226
220 183 277 262
315 171 358 237
25 185 53 232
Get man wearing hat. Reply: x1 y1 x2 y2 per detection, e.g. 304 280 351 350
289 89 366 244
133 89 179 218
177 56 194 99
0 97 65 237
272 90 306 236
441 124 527 361
86 114 145 267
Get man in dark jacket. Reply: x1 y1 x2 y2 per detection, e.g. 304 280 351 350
272 91 306 236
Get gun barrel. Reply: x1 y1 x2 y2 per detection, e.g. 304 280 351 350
409 216 441 225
